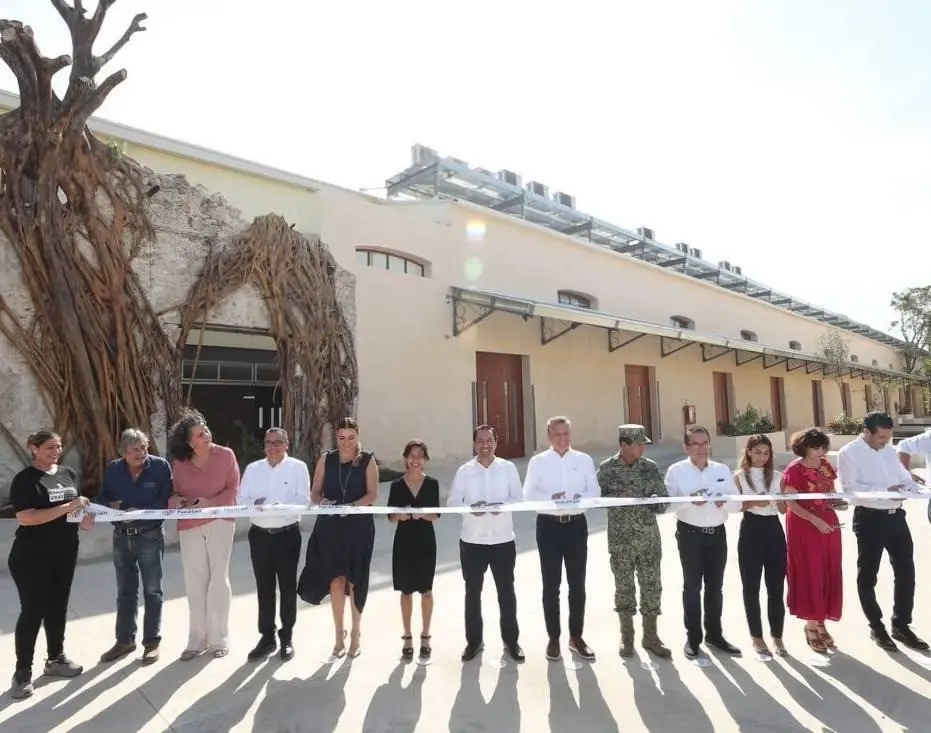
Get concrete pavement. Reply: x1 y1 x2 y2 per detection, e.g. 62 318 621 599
2 471 931 731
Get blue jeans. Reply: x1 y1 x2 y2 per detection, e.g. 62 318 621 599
113 527 164 646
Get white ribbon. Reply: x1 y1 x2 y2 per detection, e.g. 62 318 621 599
67 488 931 523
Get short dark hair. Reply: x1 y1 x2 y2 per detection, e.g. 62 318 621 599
473 424 497 441
683 426 710 445
789 428 830 457
402 440 430 460
863 411 894 433
167 408 208 462
27 430 60 448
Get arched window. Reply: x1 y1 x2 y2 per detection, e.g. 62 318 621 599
670 315 695 330
788 340 802 351
557 290 595 309
850 354 859 363
740 330 758 342
355 248 427 277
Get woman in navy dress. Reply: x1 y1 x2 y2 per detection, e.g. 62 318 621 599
388 440 439 660
298 418 379 659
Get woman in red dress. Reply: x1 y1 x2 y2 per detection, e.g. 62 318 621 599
782 428 843 653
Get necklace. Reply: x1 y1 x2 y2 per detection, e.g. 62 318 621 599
337 460 353 503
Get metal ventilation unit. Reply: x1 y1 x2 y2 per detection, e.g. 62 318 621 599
525 181 549 198
497 169 522 188
553 191 576 209
411 144 437 166
637 226 655 240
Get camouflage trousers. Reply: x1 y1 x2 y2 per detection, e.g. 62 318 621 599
609 528 662 617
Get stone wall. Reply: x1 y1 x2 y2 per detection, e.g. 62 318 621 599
0 171 355 505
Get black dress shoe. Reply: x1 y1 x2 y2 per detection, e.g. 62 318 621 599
247 638 277 660
891 625 929 651
706 637 742 656
279 641 294 661
506 643 525 663
683 643 699 660
461 643 484 661
871 627 898 651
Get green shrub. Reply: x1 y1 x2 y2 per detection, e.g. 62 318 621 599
826 413 863 435
719 404 776 436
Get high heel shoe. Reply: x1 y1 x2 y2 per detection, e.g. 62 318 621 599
805 626 826 654
401 635 414 660
349 630 362 658
419 634 432 660
331 630 348 659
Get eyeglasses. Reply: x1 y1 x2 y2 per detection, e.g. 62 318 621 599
264 440 287 446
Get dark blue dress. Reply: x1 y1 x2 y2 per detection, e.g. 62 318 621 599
298 450 376 612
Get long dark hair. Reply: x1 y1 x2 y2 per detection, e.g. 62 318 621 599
739 434 774 491
167 408 207 462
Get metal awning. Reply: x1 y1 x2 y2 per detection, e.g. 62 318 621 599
448 287 925 383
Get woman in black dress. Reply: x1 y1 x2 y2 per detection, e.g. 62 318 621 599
388 440 439 660
299 418 379 659
8 430 92 699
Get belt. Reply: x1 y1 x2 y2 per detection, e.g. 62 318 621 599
251 522 300 535
539 513 585 524
677 521 724 535
114 525 161 536
858 506 900 515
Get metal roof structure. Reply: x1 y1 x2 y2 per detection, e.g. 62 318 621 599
386 145 906 351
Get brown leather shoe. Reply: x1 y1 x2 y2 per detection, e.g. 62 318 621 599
100 643 136 664
141 644 159 665
569 637 596 662
545 639 561 662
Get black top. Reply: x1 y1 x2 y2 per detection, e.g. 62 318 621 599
10 465 81 543
321 449 373 505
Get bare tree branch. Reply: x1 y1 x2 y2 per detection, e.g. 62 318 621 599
97 13 146 70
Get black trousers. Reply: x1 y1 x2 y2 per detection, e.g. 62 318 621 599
852 507 915 630
460 540 519 647
8 537 79 672
737 513 786 639
249 524 302 642
676 521 727 647
536 514 588 640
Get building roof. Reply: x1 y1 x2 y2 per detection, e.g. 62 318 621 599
388 146 907 351
449 287 923 382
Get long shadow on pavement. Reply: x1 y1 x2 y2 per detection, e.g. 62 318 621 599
360 661 427 733
448 657 520 733
547 660 618 732
624 656 715 732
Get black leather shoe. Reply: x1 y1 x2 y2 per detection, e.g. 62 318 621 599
706 637 742 656
683 643 699 660
891 625 929 651
461 643 484 661
506 643 526 663
279 641 294 661
247 637 277 660
871 627 898 651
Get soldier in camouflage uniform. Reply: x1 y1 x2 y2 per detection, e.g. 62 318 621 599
597 424 671 658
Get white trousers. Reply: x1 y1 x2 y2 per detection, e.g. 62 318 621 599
179 520 235 651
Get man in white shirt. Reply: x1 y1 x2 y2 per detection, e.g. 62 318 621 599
448 424 525 663
837 412 928 651
238 428 311 661
665 426 741 659
522 416 599 663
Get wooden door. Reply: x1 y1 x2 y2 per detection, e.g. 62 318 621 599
812 381 825 426
864 383 873 412
713 371 732 434
624 365 653 440
842 383 852 416
770 376 785 431
475 352 525 459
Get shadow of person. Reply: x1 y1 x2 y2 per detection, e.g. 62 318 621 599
546 661 619 732
819 651 931 730
448 660 520 733
64 656 220 733
360 662 427 733
247 659 354 733
0 663 115 732
766 656 883 732
705 652 809 731
624 656 715 732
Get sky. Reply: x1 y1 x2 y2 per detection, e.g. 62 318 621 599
2 0 929 336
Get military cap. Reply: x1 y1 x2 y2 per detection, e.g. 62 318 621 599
617 424 652 444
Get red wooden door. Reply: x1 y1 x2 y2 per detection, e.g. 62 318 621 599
475 352 525 458
713 372 732 434
625 365 653 440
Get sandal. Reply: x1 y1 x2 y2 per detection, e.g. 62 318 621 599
818 624 835 649
401 635 414 660
419 634 432 659
751 637 772 657
805 627 827 653
349 630 361 659
772 637 788 657
332 630 348 659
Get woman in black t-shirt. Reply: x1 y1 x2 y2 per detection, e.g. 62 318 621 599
7 430 91 700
